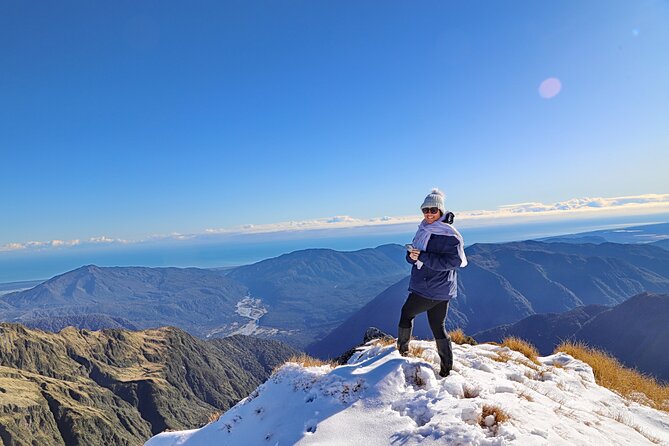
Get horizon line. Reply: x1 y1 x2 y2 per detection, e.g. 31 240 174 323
3 193 669 253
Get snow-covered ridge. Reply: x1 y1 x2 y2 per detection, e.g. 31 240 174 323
146 340 669 446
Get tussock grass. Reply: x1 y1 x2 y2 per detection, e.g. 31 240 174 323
408 344 425 358
492 351 513 364
478 404 510 430
272 354 336 375
286 354 335 368
449 329 477 346
501 337 540 365
206 411 221 425
373 337 397 347
556 341 669 412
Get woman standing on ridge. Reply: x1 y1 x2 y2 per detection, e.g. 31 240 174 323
398 188 468 377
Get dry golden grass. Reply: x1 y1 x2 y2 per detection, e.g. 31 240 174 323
408 344 425 358
272 354 336 375
518 389 534 402
556 341 669 412
501 337 540 365
492 351 513 363
206 411 221 425
286 354 335 368
373 337 397 347
478 404 510 429
448 329 477 345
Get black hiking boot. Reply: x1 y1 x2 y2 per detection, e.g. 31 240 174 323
397 326 412 357
435 337 453 377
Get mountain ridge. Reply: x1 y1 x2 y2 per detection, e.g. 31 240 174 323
0 323 298 445
309 241 669 359
474 292 669 381
0 245 410 349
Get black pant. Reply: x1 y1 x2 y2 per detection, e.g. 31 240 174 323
399 292 449 340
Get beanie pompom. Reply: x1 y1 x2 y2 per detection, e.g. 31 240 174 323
430 188 445 197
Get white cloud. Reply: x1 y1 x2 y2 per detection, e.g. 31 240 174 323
3 243 26 251
496 194 669 213
203 214 418 236
0 237 115 252
456 194 669 227
2 193 669 252
49 239 81 247
88 236 128 244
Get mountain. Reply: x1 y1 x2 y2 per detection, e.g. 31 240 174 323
653 239 669 251
309 241 669 358
306 277 470 358
0 245 410 349
306 277 409 358
473 305 608 355
224 244 409 346
473 293 669 381
0 279 43 296
463 241 669 308
572 292 669 381
0 265 248 338
146 338 669 446
0 323 297 445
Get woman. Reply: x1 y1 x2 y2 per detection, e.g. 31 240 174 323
398 188 468 377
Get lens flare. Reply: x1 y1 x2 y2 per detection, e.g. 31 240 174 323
538 77 562 99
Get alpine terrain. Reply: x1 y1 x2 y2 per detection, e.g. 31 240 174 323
146 335 669 445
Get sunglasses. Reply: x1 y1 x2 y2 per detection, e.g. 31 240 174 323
422 207 440 214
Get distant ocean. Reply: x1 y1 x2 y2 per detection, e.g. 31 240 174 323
2 212 668 284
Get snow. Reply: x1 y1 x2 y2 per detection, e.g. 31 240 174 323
145 340 669 446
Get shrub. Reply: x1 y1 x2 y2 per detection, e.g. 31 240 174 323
501 337 540 364
556 341 669 412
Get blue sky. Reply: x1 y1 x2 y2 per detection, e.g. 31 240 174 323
2 1 668 254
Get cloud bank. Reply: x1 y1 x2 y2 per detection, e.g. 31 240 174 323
3 193 669 252
458 193 669 224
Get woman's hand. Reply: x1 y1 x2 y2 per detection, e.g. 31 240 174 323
409 249 420 261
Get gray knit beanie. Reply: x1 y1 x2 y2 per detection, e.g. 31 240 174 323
420 188 445 213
